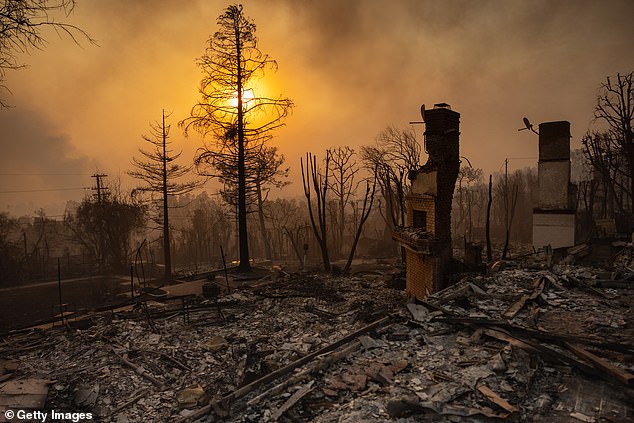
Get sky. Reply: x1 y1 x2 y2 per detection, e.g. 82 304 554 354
1 0 633 217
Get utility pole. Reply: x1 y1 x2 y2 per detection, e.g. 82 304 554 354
504 158 509 230
91 173 109 203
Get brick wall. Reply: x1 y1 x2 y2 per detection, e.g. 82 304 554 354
405 249 434 298
406 195 436 233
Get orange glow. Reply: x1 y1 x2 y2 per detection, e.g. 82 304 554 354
229 88 255 108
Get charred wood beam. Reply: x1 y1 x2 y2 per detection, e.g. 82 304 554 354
565 343 634 388
502 277 545 319
483 328 634 390
433 316 634 355
112 349 167 390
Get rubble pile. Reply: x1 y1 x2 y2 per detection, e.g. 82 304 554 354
1 273 404 422
1 257 634 422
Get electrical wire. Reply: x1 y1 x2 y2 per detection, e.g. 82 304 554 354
0 187 88 194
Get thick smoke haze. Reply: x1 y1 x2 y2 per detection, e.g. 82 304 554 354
0 105 96 215
1 0 633 216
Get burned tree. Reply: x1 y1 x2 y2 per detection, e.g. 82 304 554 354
361 126 421 238
301 153 331 273
181 4 292 272
197 143 289 261
454 165 483 242
582 72 634 221
500 177 519 260
302 151 376 274
128 110 201 281
268 198 309 264
0 0 94 107
582 131 629 217
65 184 145 272
343 177 376 273
327 146 360 258
595 72 634 211
486 174 493 261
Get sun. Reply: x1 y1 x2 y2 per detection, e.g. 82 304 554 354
229 88 255 108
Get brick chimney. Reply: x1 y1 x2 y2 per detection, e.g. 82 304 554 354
532 121 576 249
393 103 460 298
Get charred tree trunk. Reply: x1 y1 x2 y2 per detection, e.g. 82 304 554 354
256 181 272 261
344 179 376 274
235 36 251 273
301 153 331 273
162 111 172 282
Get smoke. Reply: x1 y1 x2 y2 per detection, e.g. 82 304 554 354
0 106 95 216
2 0 633 212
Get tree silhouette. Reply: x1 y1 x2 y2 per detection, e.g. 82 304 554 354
361 127 420 231
0 0 94 107
592 72 634 214
327 146 360 258
196 142 289 260
181 4 293 272
128 110 201 281
301 152 331 273
65 188 145 272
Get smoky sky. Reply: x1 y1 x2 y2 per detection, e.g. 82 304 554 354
1 0 633 216
0 106 95 215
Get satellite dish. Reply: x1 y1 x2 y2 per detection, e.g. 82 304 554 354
420 104 426 121
523 117 532 131
518 117 539 135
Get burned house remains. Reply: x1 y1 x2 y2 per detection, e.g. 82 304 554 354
393 103 460 299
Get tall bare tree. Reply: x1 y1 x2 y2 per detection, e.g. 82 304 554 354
498 171 519 260
327 146 360 257
582 131 629 217
361 126 421 233
128 110 201 281
343 177 376 273
590 72 634 214
181 4 293 272
0 0 94 107
301 152 331 272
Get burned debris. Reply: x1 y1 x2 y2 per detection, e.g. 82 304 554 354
2 249 634 422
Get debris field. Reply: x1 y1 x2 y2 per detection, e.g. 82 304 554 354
1 253 634 422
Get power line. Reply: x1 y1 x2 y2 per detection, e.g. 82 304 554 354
0 187 88 194
0 173 92 176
